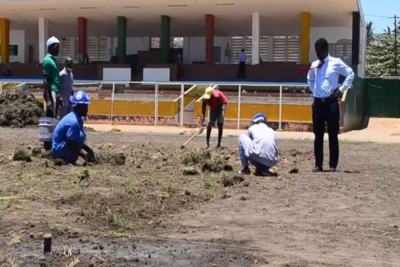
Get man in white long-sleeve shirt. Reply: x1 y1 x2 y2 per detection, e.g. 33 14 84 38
307 38 354 172
238 113 279 176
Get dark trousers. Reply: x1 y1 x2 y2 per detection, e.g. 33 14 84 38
237 62 245 79
312 96 340 168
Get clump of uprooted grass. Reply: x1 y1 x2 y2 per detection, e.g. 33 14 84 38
182 148 233 174
182 148 211 166
12 146 32 162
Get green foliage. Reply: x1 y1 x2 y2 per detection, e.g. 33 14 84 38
366 21 400 77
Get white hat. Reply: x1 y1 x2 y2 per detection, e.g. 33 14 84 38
46 36 60 48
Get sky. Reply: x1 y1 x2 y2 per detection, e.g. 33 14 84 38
361 0 399 33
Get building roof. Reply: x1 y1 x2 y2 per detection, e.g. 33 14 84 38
1 0 361 36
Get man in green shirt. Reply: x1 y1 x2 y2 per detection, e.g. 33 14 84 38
42 36 61 150
43 36 62 118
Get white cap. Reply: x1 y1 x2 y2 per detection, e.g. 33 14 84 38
46 36 60 48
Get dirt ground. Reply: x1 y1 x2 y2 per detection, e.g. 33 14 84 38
0 128 400 267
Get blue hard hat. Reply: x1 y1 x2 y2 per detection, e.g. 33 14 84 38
252 113 267 124
71 90 90 105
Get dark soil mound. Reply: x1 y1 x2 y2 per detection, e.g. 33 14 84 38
0 89 44 128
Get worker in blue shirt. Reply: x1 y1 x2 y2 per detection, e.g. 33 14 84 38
52 90 95 164
238 113 279 176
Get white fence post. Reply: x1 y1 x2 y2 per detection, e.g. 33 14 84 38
180 83 184 127
155 83 159 126
237 84 241 130
110 82 115 124
278 85 282 130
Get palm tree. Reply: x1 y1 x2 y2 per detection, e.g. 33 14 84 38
366 21 374 46
384 26 391 35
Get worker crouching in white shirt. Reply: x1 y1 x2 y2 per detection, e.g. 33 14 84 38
238 113 279 176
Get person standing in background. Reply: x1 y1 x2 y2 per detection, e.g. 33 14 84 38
59 57 74 119
237 49 246 79
307 38 354 172
42 36 62 150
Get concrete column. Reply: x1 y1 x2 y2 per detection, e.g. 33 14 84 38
251 12 260 65
161 15 170 63
182 36 190 64
205 14 214 65
358 20 366 77
38 17 49 63
352 11 360 75
106 37 112 61
117 16 127 64
267 36 274 62
77 17 87 62
69 37 75 60
0 18 10 63
300 12 310 64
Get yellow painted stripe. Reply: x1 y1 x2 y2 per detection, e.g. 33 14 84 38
0 18 10 63
37 97 312 122
195 102 312 123
300 12 310 64
89 100 177 117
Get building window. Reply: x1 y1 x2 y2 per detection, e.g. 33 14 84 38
273 35 300 62
230 36 252 64
9 45 18 56
172 37 183 48
151 37 160 49
150 37 183 49
329 39 352 66
0 45 18 56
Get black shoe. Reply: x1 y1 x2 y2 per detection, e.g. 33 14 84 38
238 166 251 175
330 167 337 172
254 166 275 177
313 166 323 172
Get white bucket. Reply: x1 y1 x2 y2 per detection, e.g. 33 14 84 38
38 117 59 142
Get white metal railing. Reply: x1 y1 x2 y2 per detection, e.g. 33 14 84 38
17 81 311 130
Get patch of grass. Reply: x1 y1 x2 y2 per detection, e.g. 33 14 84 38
79 205 97 221
339 139 373 145
182 149 211 166
70 169 89 195
221 173 245 187
8 233 22 246
13 171 46 201
202 157 224 172
106 208 131 230
0 253 18 267
203 175 219 199
12 147 31 162
110 127 121 132
107 152 126 166
182 149 232 175
31 147 42 157
83 126 95 132
65 257 80 267
0 139 239 238
183 167 199 175
48 224 66 237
